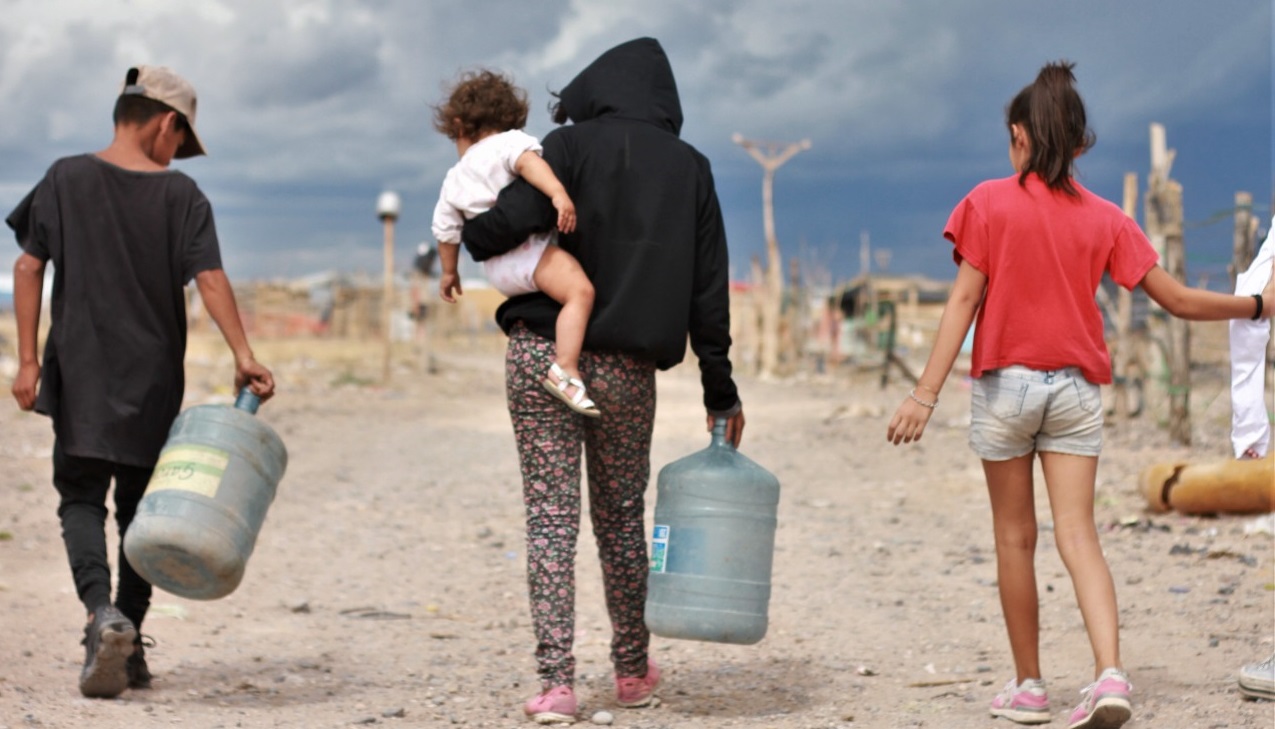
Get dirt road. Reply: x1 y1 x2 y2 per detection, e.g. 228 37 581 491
1 338 1272 728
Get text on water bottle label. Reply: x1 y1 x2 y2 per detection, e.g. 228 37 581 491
146 444 230 498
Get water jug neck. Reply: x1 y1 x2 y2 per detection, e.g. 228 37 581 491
710 418 733 449
234 389 261 415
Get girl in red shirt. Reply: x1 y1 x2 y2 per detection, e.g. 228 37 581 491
887 61 1275 729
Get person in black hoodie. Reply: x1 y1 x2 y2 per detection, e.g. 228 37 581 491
463 37 744 722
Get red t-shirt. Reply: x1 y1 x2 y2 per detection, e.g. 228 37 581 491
945 174 1159 384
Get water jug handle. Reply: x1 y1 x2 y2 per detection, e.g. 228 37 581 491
234 388 261 414
710 417 733 449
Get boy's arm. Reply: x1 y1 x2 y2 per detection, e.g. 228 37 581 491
194 269 276 400
11 252 45 410
514 152 575 233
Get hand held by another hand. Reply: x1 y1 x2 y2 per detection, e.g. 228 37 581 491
1260 259 1275 318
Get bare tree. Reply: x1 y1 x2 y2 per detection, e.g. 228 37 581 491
732 134 811 377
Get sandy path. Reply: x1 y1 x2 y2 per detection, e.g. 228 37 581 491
0 339 1272 728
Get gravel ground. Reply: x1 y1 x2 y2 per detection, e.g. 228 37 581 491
1 335 1272 729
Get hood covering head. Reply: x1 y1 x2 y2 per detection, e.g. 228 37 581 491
556 37 683 136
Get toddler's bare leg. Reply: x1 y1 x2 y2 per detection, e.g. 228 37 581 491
532 247 594 381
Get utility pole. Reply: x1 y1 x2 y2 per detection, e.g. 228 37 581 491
859 230 870 278
732 133 811 377
376 191 401 384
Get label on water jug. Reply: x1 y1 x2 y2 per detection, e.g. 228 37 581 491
147 444 230 498
650 524 669 573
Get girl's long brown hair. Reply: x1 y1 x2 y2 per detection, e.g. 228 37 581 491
1006 61 1096 197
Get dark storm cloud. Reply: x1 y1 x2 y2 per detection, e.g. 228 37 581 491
711 33 832 98
0 0 1269 281
231 27 383 108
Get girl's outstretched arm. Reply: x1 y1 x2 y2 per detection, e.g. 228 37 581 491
887 260 987 445
1139 262 1275 321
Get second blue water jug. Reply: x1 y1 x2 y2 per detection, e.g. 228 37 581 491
123 390 287 600
644 419 780 644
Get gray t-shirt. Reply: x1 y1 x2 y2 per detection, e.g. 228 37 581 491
6 154 223 467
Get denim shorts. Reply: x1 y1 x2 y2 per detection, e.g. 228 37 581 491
969 365 1104 461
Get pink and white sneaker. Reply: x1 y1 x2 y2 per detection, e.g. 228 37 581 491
615 659 661 708
1068 668 1132 729
990 677 1051 724
524 685 577 724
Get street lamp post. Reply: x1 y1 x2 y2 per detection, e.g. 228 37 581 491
376 191 401 383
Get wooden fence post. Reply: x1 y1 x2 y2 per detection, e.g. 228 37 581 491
749 254 766 375
1146 123 1190 445
1111 172 1138 426
1230 191 1256 289
783 257 804 373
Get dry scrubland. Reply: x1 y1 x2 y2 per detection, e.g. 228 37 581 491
0 315 1272 729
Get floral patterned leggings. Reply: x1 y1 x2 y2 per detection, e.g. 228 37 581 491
506 324 656 689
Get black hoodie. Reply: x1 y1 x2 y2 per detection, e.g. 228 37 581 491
462 37 739 415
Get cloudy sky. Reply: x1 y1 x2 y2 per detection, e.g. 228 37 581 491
1 0 1271 289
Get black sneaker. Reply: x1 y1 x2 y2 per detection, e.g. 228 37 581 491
79 606 137 698
126 635 155 689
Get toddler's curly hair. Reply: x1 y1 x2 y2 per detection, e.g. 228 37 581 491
433 69 529 141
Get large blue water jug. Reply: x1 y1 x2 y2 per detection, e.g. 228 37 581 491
644 419 780 644
123 390 287 600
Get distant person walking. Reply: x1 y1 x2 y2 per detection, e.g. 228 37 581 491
885 60 1275 729
431 69 598 417
7 65 274 698
462 37 743 724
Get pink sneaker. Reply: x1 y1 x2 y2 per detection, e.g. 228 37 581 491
524 685 577 724
1068 668 1132 729
615 659 661 708
990 677 1051 724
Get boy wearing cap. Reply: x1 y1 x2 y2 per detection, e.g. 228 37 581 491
6 65 274 698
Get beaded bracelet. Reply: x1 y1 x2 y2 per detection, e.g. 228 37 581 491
908 388 938 409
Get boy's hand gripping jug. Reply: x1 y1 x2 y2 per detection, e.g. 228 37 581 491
123 390 287 600
644 418 780 644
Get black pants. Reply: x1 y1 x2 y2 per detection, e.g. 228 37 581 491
53 441 154 630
